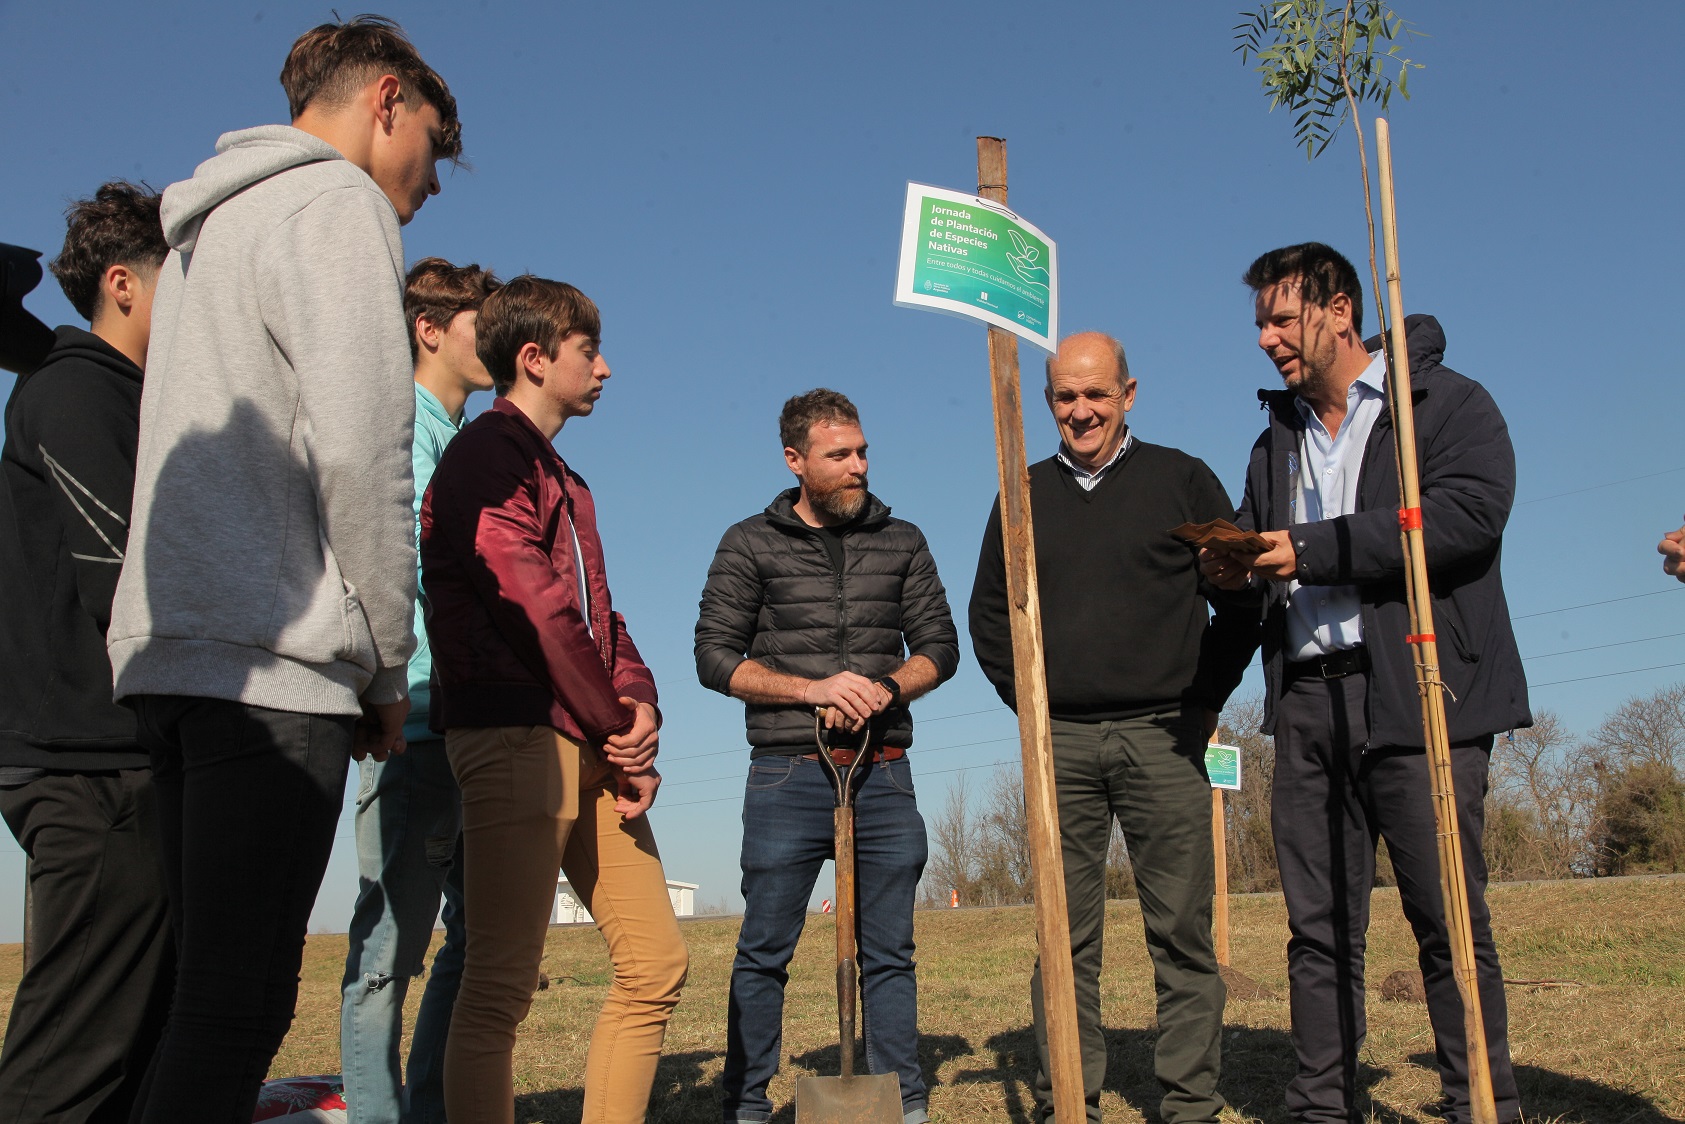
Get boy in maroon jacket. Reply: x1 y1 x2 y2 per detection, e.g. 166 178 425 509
419 276 686 1124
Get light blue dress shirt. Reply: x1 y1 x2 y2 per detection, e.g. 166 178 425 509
1285 352 1388 661
406 384 465 743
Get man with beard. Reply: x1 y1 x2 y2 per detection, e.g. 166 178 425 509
695 388 960 1124
1201 242 1529 1124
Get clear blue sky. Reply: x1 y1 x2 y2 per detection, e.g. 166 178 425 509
2 1 1682 940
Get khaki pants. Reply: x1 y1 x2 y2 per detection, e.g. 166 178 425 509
443 726 687 1124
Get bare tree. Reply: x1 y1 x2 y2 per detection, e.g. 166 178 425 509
1586 684 1685 774
972 768 1033 905
1217 694 1281 892
1104 823 1136 900
920 771 979 908
1485 712 1596 880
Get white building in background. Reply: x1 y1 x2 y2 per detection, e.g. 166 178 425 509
553 878 698 924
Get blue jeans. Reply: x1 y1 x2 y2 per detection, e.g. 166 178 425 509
722 753 929 1124
340 739 467 1124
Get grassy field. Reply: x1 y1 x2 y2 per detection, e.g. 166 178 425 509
2 877 1680 1122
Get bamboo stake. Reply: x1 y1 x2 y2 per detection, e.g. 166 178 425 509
1373 116 1498 1124
975 135 1085 1124
1211 788 1230 967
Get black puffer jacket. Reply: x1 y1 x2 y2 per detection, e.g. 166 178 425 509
1236 314 1532 746
695 488 960 757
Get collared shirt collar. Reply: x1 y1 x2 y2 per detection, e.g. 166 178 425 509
1294 351 1388 426
1056 428 1133 490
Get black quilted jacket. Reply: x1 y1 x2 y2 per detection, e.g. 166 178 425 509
694 488 960 757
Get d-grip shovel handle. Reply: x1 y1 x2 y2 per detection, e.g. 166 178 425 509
813 714 875 1081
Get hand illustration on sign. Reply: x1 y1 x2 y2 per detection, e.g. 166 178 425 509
1005 229 1051 289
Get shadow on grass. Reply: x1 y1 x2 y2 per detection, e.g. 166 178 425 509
1405 1052 1684 1124
784 1033 975 1120
513 1048 721 1123
948 1024 1411 1124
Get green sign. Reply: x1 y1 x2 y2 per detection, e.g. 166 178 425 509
893 182 1058 352
1205 743 1242 791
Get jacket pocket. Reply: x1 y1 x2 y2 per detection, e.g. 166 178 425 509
1434 591 1477 664
746 755 797 790
267 534 378 674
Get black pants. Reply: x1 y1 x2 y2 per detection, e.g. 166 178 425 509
1272 671 1518 1124
128 696 352 1124
0 770 173 1124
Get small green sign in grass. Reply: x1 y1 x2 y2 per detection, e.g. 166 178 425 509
1205 743 1242 791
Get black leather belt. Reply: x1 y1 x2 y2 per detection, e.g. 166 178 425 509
1286 646 1370 680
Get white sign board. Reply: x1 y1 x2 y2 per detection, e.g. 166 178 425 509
893 182 1058 352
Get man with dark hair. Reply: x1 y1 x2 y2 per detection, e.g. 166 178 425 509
340 257 500 1124
279 14 462 170
969 332 1259 1124
1202 242 1529 1124
0 180 173 1124
105 16 461 1120
696 388 960 1124
422 276 687 1124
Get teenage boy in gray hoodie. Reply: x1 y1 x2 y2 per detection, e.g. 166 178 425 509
105 17 461 1121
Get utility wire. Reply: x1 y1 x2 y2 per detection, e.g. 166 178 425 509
1511 585 1684 620
1523 632 1685 661
914 706 1010 724
1514 466 1685 507
1529 661 1685 690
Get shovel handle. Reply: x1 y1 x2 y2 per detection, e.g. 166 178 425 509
836 956 857 1080
816 713 873 1085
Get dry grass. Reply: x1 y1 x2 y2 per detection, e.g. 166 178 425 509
2 877 1680 1122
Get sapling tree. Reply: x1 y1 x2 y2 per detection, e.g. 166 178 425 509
1233 10 1504 1124
1234 0 1422 340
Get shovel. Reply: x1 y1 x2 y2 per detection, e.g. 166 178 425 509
795 717 904 1123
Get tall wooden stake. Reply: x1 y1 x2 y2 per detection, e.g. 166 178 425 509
1374 116 1498 1124
1211 789 1230 967
976 136 1085 1124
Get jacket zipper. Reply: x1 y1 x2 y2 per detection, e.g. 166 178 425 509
831 536 849 669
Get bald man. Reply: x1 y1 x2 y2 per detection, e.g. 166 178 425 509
969 332 1260 1124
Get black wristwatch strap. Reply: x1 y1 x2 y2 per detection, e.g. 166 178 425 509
877 675 903 705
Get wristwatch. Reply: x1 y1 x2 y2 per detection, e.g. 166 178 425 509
876 676 903 705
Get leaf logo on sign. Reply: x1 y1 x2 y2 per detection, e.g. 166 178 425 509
1006 229 1050 289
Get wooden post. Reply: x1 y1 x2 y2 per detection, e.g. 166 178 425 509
1374 117 1498 1124
1211 789 1230 967
975 135 1084 1124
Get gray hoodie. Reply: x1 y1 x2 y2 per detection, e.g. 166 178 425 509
108 126 416 716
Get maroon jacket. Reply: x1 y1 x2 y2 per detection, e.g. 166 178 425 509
419 398 656 741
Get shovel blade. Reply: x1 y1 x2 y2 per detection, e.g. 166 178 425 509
794 1073 903 1123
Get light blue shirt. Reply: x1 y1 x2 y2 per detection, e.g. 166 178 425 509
406 385 465 743
1055 428 1133 491
1285 352 1387 660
